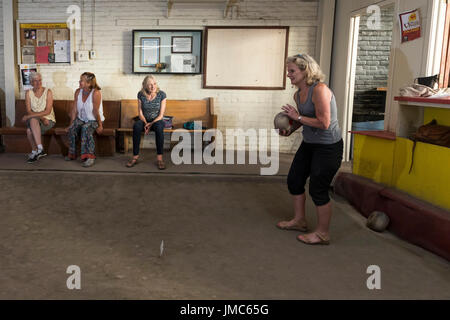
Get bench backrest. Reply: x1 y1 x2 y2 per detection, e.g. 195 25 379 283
14 99 120 129
120 98 214 129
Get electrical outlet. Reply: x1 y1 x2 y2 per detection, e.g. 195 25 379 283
89 50 96 59
76 51 89 62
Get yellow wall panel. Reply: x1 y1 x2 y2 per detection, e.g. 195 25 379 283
352 135 450 210
352 134 395 186
393 138 450 210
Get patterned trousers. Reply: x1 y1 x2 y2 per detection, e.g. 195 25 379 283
67 118 99 160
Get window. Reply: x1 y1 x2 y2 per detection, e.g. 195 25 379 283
440 0 450 87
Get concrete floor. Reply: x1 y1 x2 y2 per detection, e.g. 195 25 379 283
0 152 448 299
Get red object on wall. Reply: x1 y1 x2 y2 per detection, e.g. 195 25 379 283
36 46 50 64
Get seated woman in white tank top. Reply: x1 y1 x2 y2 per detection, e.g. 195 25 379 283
65 72 104 167
21 72 56 163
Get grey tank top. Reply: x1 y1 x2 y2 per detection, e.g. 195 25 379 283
296 82 342 144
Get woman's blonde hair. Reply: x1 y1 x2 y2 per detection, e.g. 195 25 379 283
141 75 160 95
286 53 325 86
81 72 101 90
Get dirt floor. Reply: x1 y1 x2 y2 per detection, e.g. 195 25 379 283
0 153 449 299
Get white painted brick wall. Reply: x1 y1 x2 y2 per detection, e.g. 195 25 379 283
0 0 5 127
0 0 4 92
15 0 320 153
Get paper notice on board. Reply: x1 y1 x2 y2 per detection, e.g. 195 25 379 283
22 46 35 64
53 29 69 41
36 29 47 47
54 40 70 63
170 55 184 72
47 30 53 46
182 54 196 72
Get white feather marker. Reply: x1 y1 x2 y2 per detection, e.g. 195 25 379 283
160 240 164 257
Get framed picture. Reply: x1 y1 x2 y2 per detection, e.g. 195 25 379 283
140 37 160 67
171 36 193 53
132 30 203 74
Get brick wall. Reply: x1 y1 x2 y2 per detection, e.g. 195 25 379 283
353 6 393 122
13 0 320 153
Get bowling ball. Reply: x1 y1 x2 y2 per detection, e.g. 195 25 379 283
274 112 293 132
367 211 390 232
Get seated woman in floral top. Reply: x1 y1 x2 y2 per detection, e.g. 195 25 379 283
126 75 167 170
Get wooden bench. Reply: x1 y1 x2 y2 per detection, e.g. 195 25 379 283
0 99 120 156
118 97 217 153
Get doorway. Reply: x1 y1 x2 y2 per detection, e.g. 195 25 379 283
344 4 395 161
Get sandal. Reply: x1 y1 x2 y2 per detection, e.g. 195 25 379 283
276 221 308 232
297 233 330 246
157 160 166 170
126 158 139 168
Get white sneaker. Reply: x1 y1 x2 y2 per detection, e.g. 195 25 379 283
82 158 95 167
35 149 47 160
27 152 37 163
28 151 36 159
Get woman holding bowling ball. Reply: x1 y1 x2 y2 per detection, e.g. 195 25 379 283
277 53 343 245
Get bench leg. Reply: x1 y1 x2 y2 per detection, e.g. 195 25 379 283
124 134 129 154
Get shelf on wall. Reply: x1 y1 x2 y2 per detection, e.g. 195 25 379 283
349 130 396 141
394 96 450 138
394 96 450 109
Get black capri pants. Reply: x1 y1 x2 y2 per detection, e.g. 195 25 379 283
287 139 343 206
132 119 165 156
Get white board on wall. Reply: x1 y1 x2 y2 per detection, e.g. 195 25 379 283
203 26 289 90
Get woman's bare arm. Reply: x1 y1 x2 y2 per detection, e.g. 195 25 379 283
65 89 79 131
282 83 332 130
92 90 103 134
138 100 147 124
154 98 166 122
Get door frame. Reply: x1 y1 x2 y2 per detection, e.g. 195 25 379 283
342 1 396 161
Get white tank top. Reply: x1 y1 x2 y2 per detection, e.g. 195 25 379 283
29 88 56 122
77 89 105 122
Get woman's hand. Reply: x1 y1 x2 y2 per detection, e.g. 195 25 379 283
96 124 103 135
281 104 300 121
279 128 292 137
144 122 152 135
22 115 29 122
42 118 49 126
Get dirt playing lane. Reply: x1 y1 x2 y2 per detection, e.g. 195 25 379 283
0 171 449 299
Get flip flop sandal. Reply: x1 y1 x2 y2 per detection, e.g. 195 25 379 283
276 221 308 232
297 233 330 246
126 158 139 168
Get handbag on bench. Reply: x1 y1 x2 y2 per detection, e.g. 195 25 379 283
163 116 173 129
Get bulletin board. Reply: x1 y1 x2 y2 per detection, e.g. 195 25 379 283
203 26 289 90
16 22 72 65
